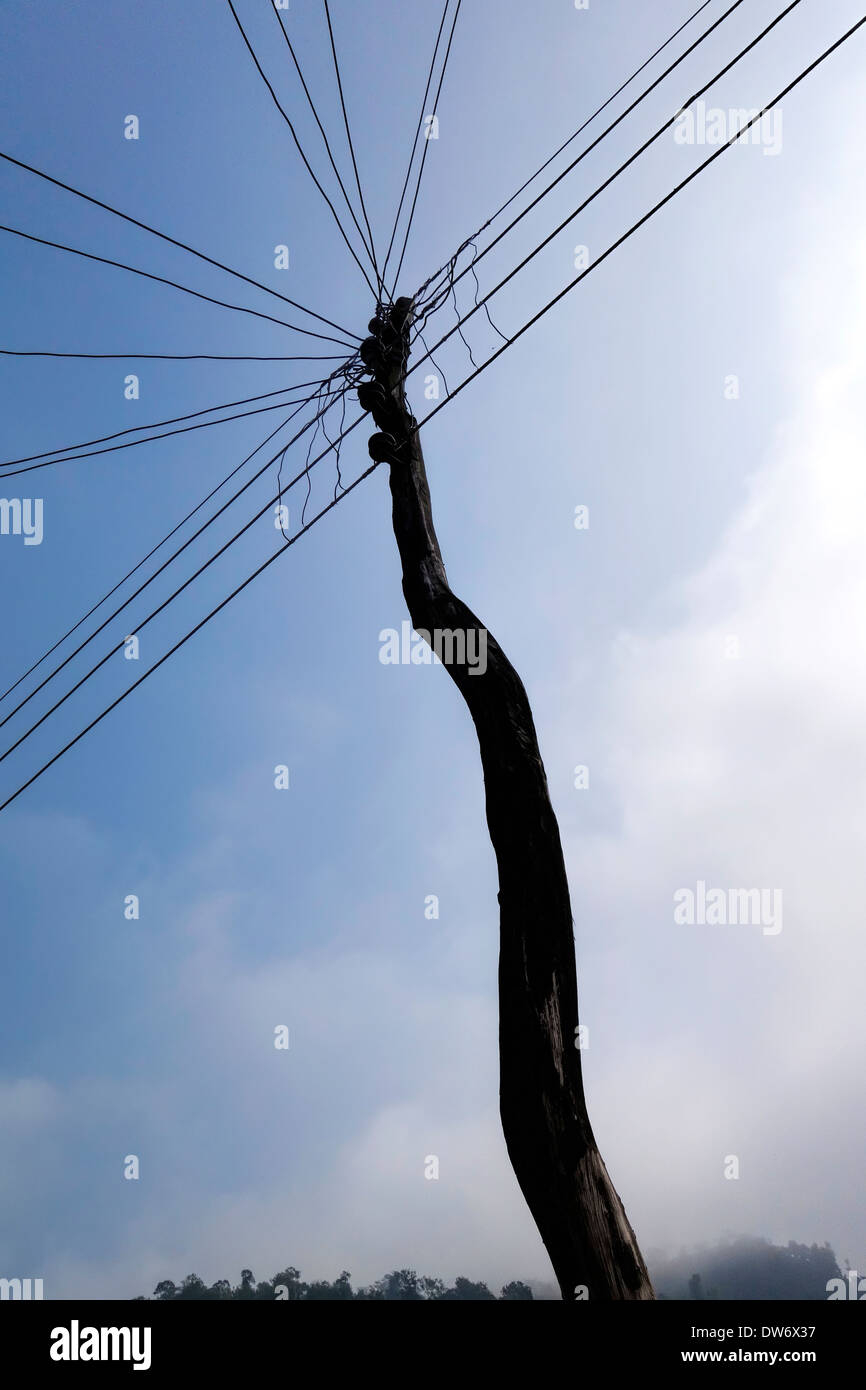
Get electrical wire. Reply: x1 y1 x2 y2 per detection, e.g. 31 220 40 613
271 0 380 291
0 386 343 480
0 459 378 815
431 0 718 280
411 0 803 367
415 0 751 311
390 0 462 295
0 0 811 715
0 379 335 470
0 379 355 735
380 0 452 288
0 396 330 706
3 12 863 810
0 148 360 343
0 349 347 361
226 0 378 300
0 222 357 348
0 382 358 753
322 0 383 297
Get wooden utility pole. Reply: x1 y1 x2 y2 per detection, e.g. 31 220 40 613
357 297 654 1301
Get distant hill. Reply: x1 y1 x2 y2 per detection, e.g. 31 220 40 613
650 1236 843 1301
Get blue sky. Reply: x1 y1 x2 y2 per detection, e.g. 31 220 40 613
1 0 865 1297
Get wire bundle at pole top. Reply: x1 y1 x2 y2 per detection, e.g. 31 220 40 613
1 0 864 812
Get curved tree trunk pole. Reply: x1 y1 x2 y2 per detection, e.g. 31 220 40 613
358 297 653 1301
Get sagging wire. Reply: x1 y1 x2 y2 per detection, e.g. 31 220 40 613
322 385 349 501
467 239 509 343
414 327 450 398
409 237 507 384
449 275 478 369
274 346 367 531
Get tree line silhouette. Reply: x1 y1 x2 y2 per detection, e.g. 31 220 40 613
140 1268 532 1301
136 1236 843 1300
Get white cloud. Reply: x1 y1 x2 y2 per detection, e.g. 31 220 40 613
559 199 866 1271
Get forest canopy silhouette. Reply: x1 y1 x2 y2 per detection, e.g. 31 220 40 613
136 1237 843 1301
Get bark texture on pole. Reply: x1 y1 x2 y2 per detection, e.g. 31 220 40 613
358 297 653 1301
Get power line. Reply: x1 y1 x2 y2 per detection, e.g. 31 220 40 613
339 4 791 390
0 384 359 756
0 0 826 715
412 0 802 362
0 222 357 348
433 0 718 273
226 0 378 301
293 10 866 508
0 148 360 343
322 0 382 298
0 359 364 723
0 383 351 480
0 382 351 733
380 0 451 288
3 12 863 810
1 0 802 699
390 0 462 294
96 0 812 510
0 461 377 815
413 16 866 430
0 377 341 469
0 396 329 707
416 0 750 309
271 0 379 291
0 349 346 361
